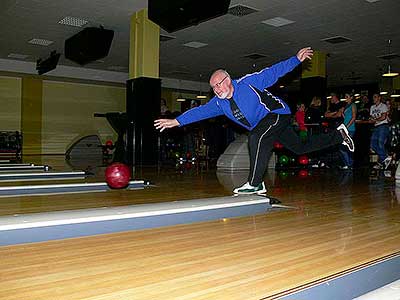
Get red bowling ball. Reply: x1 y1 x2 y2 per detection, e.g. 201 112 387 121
105 163 131 189
298 169 309 178
298 155 309 165
273 141 284 150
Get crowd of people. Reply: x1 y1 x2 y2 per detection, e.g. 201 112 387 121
295 92 396 170
159 89 397 173
156 52 396 195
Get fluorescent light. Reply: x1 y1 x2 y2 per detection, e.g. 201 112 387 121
58 16 88 27
7 53 29 59
321 36 352 44
382 64 399 77
391 94 400 98
176 98 186 102
28 38 54 46
261 17 295 27
354 93 360 97
183 41 208 48
382 71 399 77
380 91 388 95
196 95 207 99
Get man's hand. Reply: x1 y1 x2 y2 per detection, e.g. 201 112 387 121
154 118 180 132
297 47 313 62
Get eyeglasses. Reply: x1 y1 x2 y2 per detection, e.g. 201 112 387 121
210 75 228 90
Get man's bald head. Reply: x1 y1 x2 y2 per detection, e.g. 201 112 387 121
209 69 233 99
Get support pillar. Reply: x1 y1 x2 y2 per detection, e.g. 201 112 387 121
21 78 42 155
300 50 327 104
127 9 161 166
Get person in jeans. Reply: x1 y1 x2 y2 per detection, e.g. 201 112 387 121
339 93 357 169
154 47 354 194
370 93 392 169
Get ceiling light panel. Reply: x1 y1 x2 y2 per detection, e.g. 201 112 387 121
321 36 352 44
28 38 54 46
58 16 88 27
228 4 259 17
7 53 30 59
261 17 295 27
183 42 208 48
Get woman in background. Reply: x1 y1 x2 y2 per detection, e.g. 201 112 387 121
340 93 357 169
306 96 323 125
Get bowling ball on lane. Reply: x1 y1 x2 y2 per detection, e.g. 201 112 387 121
105 163 131 189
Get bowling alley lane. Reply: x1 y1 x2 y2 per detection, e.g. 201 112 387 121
0 155 230 216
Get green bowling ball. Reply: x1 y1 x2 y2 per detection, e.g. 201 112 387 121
279 154 289 165
279 171 289 179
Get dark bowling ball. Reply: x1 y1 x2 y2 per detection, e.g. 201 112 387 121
105 163 131 189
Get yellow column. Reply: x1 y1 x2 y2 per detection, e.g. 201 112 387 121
21 78 42 155
393 76 400 90
300 50 327 103
129 9 160 79
301 50 326 78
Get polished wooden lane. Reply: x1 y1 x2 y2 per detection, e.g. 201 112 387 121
0 155 228 215
0 162 399 299
0 165 230 216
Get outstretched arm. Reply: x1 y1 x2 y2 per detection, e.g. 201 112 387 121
154 97 223 132
239 47 313 90
296 47 313 62
154 119 180 132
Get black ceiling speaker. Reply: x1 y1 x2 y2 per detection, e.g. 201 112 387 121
64 26 114 65
148 0 231 33
36 51 61 75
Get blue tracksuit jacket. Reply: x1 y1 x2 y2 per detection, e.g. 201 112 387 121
176 56 301 131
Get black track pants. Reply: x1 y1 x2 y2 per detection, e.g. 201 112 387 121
248 113 343 185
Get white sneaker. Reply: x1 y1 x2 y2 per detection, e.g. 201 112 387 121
383 156 392 169
233 182 267 195
384 170 392 178
311 161 328 168
337 124 354 152
337 123 349 135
